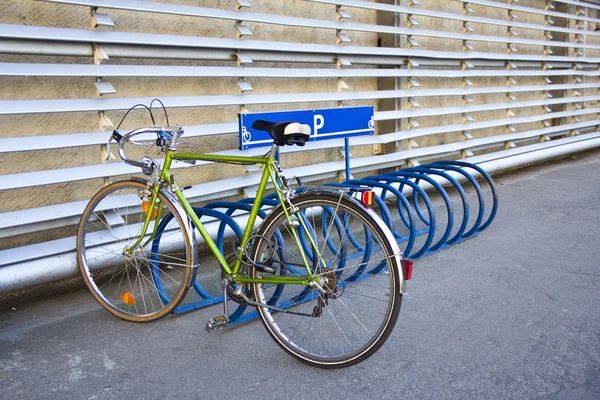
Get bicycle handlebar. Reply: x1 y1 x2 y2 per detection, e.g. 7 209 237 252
108 126 184 175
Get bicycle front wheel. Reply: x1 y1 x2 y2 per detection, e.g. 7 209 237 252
251 191 403 368
77 179 193 322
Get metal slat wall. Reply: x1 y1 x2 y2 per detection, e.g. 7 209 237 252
0 0 600 292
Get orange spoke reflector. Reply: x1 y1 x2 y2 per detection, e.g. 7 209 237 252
361 191 375 206
141 201 158 219
120 292 136 306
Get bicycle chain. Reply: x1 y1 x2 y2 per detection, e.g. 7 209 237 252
278 309 316 318
235 289 317 318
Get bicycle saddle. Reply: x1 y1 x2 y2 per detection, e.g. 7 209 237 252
252 120 311 146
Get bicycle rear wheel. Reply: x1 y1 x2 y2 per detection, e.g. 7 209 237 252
251 191 403 368
77 180 193 322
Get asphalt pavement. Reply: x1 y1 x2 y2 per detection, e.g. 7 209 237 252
1 150 599 400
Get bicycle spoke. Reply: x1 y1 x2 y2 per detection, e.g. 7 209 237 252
317 193 344 269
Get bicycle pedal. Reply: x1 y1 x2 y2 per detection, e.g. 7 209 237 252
205 315 229 332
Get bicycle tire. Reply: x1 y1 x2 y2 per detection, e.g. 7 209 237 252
77 179 193 322
251 191 403 368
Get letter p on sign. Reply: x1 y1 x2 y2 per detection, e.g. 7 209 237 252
314 114 325 135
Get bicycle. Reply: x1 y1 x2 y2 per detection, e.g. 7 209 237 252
76 103 407 368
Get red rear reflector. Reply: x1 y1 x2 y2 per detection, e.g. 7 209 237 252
361 191 374 206
403 259 413 280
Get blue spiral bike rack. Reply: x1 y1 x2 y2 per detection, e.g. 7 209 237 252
149 158 498 324
151 107 499 323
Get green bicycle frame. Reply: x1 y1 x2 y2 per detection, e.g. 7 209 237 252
133 146 317 287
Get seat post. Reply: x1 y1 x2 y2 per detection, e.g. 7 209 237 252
268 142 279 163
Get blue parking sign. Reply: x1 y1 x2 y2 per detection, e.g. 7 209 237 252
238 106 375 149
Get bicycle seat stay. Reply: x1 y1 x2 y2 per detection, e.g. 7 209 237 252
252 120 311 146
